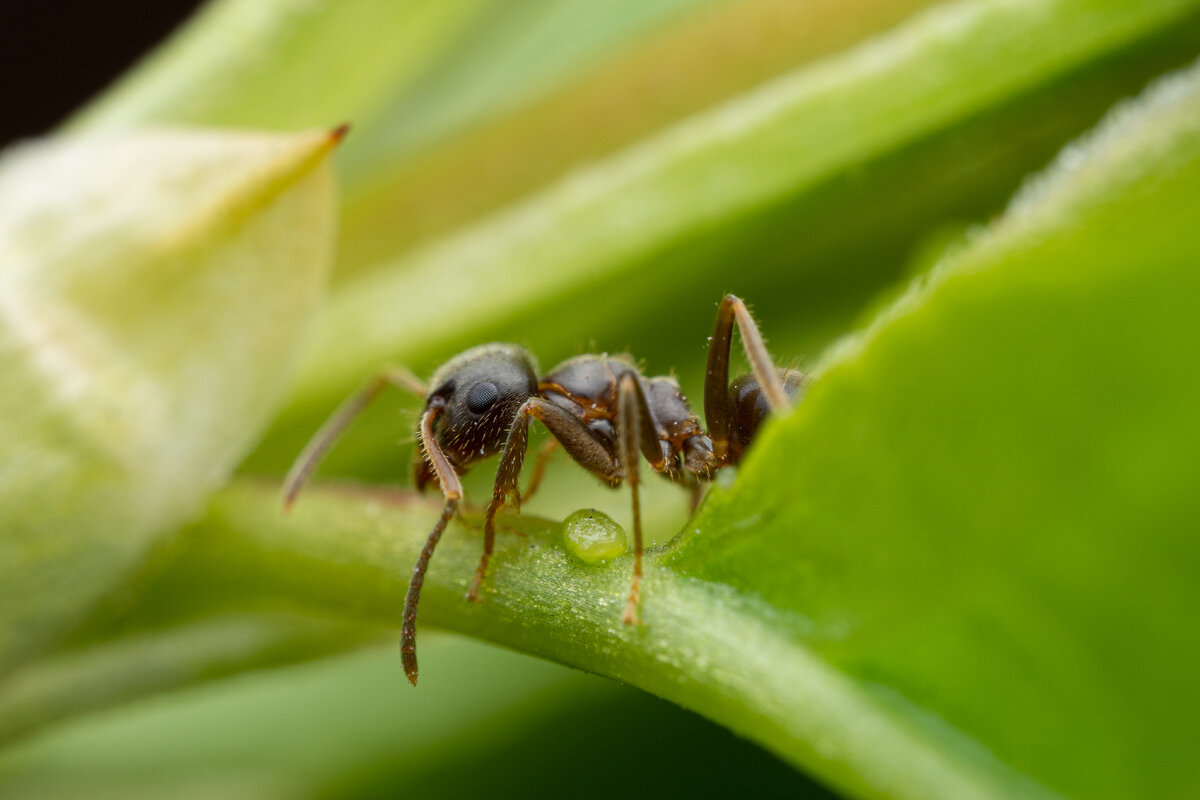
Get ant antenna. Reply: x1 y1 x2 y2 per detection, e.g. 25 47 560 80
281 367 426 512
400 403 463 685
402 497 458 685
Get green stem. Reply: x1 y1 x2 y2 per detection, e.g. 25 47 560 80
158 480 1054 800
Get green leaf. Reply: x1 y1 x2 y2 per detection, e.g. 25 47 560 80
333 0 719 180
0 129 340 677
68 0 488 134
69 0 729 271
333 0 943 270
40 51 1200 799
672 59 1200 798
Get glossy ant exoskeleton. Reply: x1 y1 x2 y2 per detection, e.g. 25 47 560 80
282 295 805 684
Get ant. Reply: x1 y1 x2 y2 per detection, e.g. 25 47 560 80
282 295 805 685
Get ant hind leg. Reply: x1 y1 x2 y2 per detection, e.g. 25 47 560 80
520 438 560 504
703 294 790 462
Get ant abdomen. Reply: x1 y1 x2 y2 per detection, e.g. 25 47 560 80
726 369 808 464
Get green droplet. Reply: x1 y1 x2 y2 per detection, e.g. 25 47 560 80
562 509 627 565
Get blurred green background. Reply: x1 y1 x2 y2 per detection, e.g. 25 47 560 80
0 638 831 799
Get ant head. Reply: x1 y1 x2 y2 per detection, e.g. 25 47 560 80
421 344 539 472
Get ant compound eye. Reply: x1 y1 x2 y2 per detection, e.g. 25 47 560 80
465 381 499 414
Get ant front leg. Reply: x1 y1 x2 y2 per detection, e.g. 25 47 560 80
470 399 623 602
470 404 531 603
704 294 790 463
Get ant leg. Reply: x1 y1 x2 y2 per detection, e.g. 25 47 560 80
401 497 457 687
521 439 560 503
728 296 789 410
628 376 674 472
401 403 462 686
613 373 674 624
676 470 706 513
704 294 789 461
470 399 622 602
282 365 427 511
618 373 648 625
470 406 532 603
705 299 736 460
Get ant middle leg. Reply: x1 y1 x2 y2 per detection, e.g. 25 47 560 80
520 439 560 504
469 399 622 602
616 372 672 625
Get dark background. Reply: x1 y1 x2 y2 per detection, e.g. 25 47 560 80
0 3 202 146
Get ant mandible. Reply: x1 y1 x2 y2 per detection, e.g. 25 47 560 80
282 295 806 685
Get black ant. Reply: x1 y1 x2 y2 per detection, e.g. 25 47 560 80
282 295 805 685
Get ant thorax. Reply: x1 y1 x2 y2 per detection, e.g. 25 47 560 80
538 354 713 477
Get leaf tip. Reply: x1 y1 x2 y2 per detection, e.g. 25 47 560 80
328 123 351 146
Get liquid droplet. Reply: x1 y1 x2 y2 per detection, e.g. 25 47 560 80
561 509 627 565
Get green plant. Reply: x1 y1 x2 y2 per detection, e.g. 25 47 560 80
2 1 1199 798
